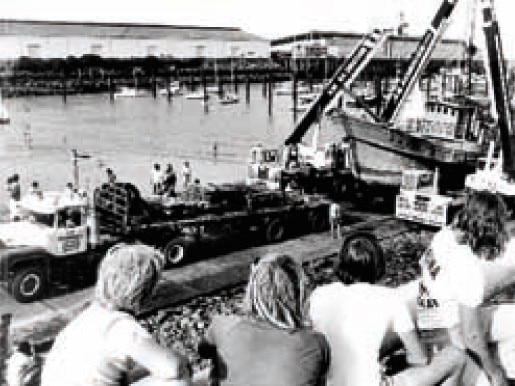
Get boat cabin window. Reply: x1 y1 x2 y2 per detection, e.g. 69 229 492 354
263 150 279 163
24 210 54 227
57 208 83 228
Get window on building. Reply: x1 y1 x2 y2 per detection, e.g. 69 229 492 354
27 44 41 58
91 44 103 55
147 45 157 56
230 46 240 57
195 45 206 58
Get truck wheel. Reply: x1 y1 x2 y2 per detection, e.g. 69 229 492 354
265 218 286 243
309 211 329 232
163 238 189 267
12 267 46 303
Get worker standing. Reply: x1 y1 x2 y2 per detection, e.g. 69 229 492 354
329 201 342 239
7 174 21 221
182 161 192 190
151 163 164 195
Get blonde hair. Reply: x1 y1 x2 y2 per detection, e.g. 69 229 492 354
243 253 309 330
95 243 165 313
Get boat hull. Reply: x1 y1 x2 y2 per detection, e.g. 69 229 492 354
340 113 482 191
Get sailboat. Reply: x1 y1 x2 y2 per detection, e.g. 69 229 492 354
0 94 10 124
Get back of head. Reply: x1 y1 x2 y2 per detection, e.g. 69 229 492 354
335 237 385 284
243 253 308 330
95 243 165 314
454 190 509 260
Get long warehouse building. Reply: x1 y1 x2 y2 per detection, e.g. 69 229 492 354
0 19 271 60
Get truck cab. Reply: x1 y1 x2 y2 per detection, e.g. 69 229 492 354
0 192 91 302
0 192 89 255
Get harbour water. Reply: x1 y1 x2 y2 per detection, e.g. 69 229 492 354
0 85 344 211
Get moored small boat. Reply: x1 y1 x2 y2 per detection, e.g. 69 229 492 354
114 87 148 99
219 93 239 105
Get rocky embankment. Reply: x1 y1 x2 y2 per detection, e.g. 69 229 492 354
140 231 430 372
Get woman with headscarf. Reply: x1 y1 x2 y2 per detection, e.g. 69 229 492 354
41 243 191 386
198 253 330 386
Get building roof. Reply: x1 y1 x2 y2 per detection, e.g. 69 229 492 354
0 19 269 42
271 30 464 47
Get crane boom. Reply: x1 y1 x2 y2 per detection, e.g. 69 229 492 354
381 0 459 123
285 29 391 145
480 0 515 178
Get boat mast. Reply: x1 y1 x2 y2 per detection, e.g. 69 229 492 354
381 0 460 123
285 29 391 145
479 0 515 178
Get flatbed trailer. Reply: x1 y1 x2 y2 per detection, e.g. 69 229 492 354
0 182 330 302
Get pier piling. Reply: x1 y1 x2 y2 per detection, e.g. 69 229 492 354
268 71 273 116
246 74 250 104
0 313 12 384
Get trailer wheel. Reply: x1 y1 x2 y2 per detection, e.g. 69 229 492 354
12 266 46 303
309 211 329 232
163 238 190 267
265 218 286 243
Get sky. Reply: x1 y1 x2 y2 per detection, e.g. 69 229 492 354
2 0 515 57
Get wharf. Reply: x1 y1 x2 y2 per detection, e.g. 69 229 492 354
3 209 409 344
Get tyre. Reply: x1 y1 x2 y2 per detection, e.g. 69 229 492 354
265 218 286 243
309 210 329 232
162 238 190 267
12 266 46 303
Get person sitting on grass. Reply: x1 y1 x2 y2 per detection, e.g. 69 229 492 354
198 253 330 386
41 243 191 386
309 237 467 386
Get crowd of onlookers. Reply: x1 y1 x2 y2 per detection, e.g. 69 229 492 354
5 190 515 385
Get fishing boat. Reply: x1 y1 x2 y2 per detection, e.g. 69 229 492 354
158 81 182 96
339 99 487 191
275 82 311 96
336 0 490 192
113 87 147 99
289 93 319 112
185 91 209 100
219 93 239 105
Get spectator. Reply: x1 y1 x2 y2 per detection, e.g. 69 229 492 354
28 181 42 199
106 168 117 185
7 174 21 221
151 163 164 195
419 191 512 385
182 161 191 190
329 202 341 239
162 164 177 197
190 179 204 202
309 237 466 385
41 244 191 386
198 253 330 386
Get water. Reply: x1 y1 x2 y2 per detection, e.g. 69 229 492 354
0 85 344 211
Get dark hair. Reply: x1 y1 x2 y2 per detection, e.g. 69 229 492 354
32 181 39 187
106 168 113 174
243 253 309 330
12 174 19 182
454 191 510 260
17 341 32 356
335 236 385 284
